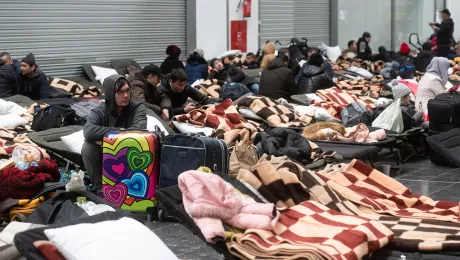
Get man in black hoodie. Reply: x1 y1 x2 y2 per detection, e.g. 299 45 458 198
160 68 214 116
430 9 455 58
82 74 147 191
18 53 52 100
357 32 373 61
259 53 296 100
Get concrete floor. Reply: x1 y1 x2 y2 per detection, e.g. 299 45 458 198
148 156 460 259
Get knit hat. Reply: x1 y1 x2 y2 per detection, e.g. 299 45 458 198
210 58 219 68
192 48 204 58
166 45 181 57
363 32 371 38
392 83 411 99
21 53 36 66
399 42 411 54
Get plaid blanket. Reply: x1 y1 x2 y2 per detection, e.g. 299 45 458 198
172 98 263 144
316 87 376 111
228 200 394 260
336 80 382 98
238 96 314 128
49 78 101 98
194 80 222 98
320 159 460 223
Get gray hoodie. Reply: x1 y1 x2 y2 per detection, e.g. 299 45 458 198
83 74 147 142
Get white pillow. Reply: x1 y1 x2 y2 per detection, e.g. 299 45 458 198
146 115 169 136
61 130 85 154
0 114 27 129
91 66 119 85
171 121 213 136
218 50 241 59
294 105 339 122
45 217 178 260
0 99 27 116
326 45 342 63
348 67 373 79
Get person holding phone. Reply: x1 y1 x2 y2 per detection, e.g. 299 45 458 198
159 68 215 116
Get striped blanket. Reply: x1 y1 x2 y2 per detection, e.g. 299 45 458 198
228 200 394 260
49 78 101 98
336 80 382 98
238 96 314 128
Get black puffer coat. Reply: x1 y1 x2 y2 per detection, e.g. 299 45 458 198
253 128 312 165
0 61 17 98
297 64 335 94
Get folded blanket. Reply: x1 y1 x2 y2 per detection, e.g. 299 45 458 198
319 159 460 223
227 200 394 260
238 96 314 128
305 123 387 143
49 78 101 98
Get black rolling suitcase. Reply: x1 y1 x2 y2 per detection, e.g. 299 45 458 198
427 129 460 167
428 92 460 135
159 133 229 189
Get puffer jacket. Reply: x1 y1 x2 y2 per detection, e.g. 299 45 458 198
296 64 335 94
0 61 17 98
178 170 278 243
128 73 172 117
253 128 313 165
185 56 209 85
18 66 52 100
259 58 296 100
415 72 446 114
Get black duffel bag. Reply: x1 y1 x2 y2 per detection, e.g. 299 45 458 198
31 104 86 131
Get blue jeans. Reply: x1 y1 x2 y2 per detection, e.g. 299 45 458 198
250 83 259 94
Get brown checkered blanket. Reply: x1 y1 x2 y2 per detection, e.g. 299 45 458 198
193 80 223 98
309 161 460 252
172 98 263 144
49 78 101 98
336 80 382 98
238 96 314 128
316 87 376 111
227 200 394 260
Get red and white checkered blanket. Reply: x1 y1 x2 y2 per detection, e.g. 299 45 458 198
227 200 393 260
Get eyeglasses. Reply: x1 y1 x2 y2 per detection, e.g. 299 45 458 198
115 89 131 96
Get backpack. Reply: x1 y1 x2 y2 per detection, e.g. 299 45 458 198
219 82 251 101
31 104 86 131
341 102 372 127
399 57 416 79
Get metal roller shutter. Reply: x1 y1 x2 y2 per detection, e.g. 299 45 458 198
294 0 331 47
0 0 187 77
259 0 295 48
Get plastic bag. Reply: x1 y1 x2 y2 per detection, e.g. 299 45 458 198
65 170 86 192
11 146 41 170
372 99 404 133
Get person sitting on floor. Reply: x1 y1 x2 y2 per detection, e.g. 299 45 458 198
0 59 17 98
242 52 260 69
414 42 435 72
297 53 335 94
185 49 209 85
160 45 184 75
278 48 300 76
373 46 392 63
392 81 424 132
129 64 172 120
208 57 259 94
342 40 357 57
160 68 215 116
0 52 21 77
259 52 296 100
357 32 373 61
82 75 147 192
393 42 413 66
18 53 52 100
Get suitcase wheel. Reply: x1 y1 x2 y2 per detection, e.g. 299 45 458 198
158 209 164 222
10 213 27 222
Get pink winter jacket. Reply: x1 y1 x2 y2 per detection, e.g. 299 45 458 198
178 170 279 243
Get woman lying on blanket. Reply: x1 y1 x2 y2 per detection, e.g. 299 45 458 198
82 75 147 192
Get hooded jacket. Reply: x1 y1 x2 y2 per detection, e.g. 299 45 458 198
128 73 172 117
83 74 147 142
160 56 185 76
0 61 18 98
259 58 296 100
414 50 434 72
357 37 372 61
373 46 392 63
296 64 335 94
185 55 209 85
18 66 52 100
159 76 213 115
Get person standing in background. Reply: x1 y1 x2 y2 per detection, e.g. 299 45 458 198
430 9 454 58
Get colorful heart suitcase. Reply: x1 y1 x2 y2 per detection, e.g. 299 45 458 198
102 131 160 213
